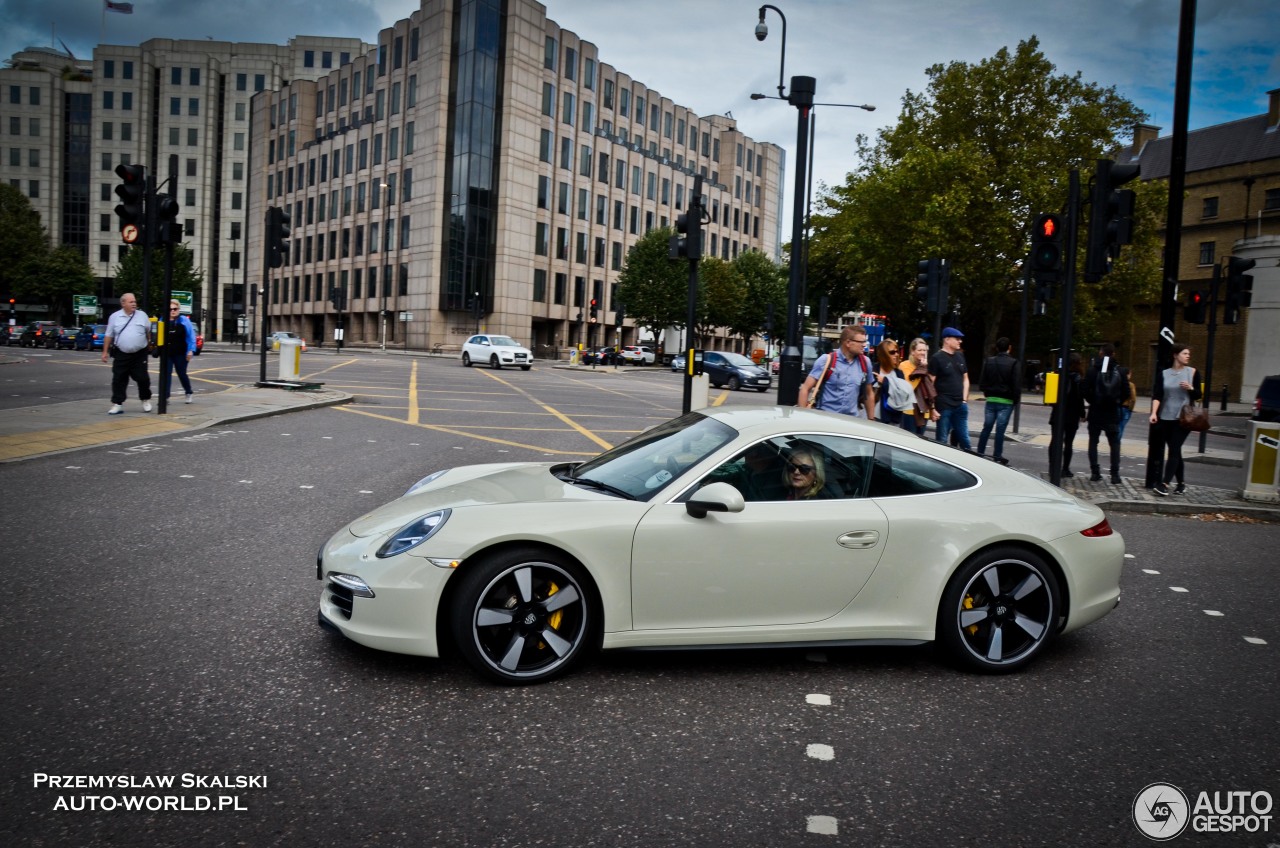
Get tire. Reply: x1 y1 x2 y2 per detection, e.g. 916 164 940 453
462 352 472 367
490 354 502 370
937 546 1060 673
520 365 532 371
726 375 741 391
449 548 597 684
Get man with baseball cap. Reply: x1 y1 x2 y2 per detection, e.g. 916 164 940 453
928 326 971 450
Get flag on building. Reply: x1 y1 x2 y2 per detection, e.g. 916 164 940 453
104 0 134 13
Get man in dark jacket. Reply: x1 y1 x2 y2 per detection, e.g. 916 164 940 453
976 337 1020 464
1083 342 1124 483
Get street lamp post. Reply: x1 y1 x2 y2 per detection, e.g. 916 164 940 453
753 6 873 405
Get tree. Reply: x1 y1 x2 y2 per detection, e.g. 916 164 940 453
730 250 787 344
615 227 687 339
0 183 50 302
810 38 1149 353
112 243 205 312
694 257 745 347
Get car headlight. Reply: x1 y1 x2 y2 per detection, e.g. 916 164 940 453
404 469 450 496
376 509 451 558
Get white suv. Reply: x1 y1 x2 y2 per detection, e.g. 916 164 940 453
619 345 656 365
462 334 533 370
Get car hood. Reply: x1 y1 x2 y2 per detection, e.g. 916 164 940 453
348 462 607 537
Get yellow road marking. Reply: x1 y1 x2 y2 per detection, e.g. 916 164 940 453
336 406 597 455
478 369 613 450
408 359 420 425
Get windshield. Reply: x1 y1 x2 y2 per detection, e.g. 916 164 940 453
570 412 737 501
722 352 755 367
490 336 523 347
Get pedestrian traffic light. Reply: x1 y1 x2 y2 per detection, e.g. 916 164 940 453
668 211 702 261
267 206 291 268
114 163 147 245
1084 159 1140 282
1223 255 1256 325
615 302 625 330
1029 213 1063 315
916 258 940 313
154 193 182 244
589 298 598 322
329 285 346 312
1184 290 1206 324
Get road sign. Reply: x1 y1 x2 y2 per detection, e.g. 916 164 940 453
171 290 193 315
74 295 98 316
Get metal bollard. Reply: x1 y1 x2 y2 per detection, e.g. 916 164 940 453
1220 384 1229 411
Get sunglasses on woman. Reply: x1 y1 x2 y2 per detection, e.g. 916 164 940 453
787 462 814 474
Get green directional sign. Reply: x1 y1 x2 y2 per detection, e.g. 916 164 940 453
73 295 98 316
171 290 193 315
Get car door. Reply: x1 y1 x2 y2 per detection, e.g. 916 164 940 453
630 434 889 630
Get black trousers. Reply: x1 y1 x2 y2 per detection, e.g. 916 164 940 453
1155 418 1190 485
1087 419 1120 477
110 349 152 404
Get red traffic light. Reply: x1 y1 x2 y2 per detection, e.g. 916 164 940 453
1038 217 1057 238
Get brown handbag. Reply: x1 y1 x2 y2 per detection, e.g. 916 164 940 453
1178 402 1210 432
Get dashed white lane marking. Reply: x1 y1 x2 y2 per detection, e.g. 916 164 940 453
238 480 253 484
806 694 831 706
1171 587 1188 593
359 490 374 494
1125 553 1136 559
806 744 834 761
123 470 139 474
1142 569 1160 575
322 436 333 439
807 815 838 835
300 485 314 489
1244 637 1267 645
1203 610 1223 617
179 474 194 478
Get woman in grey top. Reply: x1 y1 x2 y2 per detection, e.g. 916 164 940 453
1148 344 1202 496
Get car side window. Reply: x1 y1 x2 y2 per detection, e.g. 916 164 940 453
866 443 977 497
783 434 875 500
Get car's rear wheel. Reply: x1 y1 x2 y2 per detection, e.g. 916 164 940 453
462 352 472 367
938 546 1060 673
450 548 597 684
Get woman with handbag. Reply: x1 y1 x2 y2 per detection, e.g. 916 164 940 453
1149 344 1203 496
900 337 937 437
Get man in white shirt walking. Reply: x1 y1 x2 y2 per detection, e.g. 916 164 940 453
100 292 153 414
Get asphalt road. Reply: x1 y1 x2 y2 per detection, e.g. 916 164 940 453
2 351 1276 846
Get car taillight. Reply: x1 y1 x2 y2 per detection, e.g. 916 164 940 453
1081 518 1113 538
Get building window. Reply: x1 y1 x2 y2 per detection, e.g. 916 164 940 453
1265 188 1280 211
1198 241 1215 266
1202 196 1218 218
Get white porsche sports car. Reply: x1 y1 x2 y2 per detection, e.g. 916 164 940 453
318 407 1123 684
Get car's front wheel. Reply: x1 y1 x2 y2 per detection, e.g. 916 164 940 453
490 354 502 369
450 548 597 684
462 352 472 367
937 546 1060 673
726 375 741 391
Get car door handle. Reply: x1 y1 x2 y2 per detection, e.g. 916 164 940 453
837 531 880 549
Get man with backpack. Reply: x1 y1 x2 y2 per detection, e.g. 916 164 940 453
1083 342 1126 483
798 326 876 419
976 337 1020 464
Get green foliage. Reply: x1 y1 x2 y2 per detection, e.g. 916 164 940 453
615 227 688 337
112 243 205 313
0 183 51 300
810 37 1151 351
695 257 745 346
731 250 788 342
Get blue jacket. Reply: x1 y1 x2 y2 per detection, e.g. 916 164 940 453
166 314 197 356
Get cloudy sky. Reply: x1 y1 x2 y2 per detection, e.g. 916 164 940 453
4 0 1277 231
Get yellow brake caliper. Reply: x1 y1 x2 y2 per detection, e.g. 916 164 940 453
537 583 562 651
963 595 978 635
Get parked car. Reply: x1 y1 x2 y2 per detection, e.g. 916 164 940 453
461 334 533 370
19 321 61 348
0 325 15 346
619 345 656 365
670 353 687 373
582 346 622 366
195 331 204 355
1253 375 1280 422
74 324 107 351
703 350 772 392
267 331 307 352
316 406 1124 684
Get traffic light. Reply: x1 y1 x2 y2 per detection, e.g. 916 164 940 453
1029 213 1063 314
114 163 147 245
668 211 702 261
154 193 182 244
615 302 625 330
267 206 291 268
329 285 347 312
589 298 599 322
916 259 940 313
1183 290 1206 324
1223 255 1256 325
1084 159 1140 282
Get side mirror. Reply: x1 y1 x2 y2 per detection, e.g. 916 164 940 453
685 482 746 519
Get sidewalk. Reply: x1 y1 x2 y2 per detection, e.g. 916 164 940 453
0 351 350 463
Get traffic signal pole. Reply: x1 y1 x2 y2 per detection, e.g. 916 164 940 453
776 76 815 407
1049 172 1082 489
